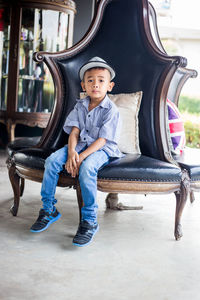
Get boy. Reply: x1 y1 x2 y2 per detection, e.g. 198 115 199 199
30 57 123 247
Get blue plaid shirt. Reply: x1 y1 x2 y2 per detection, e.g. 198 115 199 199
63 95 123 158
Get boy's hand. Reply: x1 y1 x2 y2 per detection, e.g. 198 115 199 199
65 150 79 178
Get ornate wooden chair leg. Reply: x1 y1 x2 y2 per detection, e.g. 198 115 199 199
8 161 21 216
105 193 119 208
105 193 143 210
174 170 190 240
76 181 84 222
20 178 25 197
190 191 195 204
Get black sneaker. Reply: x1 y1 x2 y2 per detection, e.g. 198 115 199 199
72 220 99 247
30 208 61 233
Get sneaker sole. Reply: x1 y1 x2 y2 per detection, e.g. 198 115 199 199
72 224 99 247
30 212 61 233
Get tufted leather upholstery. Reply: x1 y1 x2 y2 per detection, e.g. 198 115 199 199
7 136 41 157
14 148 182 182
13 148 53 170
98 154 181 182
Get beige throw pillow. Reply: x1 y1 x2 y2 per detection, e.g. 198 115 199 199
79 91 143 154
108 92 142 154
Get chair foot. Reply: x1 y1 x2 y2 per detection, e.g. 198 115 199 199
115 203 143 210
105 193 119 209
174 223 183 241
10 204 18 216
105 193 143 210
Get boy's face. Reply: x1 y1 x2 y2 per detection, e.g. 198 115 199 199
81 68 115 103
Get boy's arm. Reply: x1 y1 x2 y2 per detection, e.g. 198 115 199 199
80 137 106 160
76 138 106 174
98 109 121 144
66 128 106 176
65 126 80 177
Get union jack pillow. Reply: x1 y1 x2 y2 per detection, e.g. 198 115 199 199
167 98 186 154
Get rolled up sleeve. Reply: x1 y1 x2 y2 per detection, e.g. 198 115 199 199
99 109 121 143
63 104 80 134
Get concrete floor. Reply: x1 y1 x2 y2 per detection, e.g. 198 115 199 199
1 149 200 300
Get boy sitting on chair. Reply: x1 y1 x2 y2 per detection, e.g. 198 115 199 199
30 57 124 247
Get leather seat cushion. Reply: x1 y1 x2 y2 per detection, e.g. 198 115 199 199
7 137 41 157
14 148 53 170
173 147 200 181
14 149 182 182
98 154 181 182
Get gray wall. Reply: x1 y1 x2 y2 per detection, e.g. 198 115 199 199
73 0 95 45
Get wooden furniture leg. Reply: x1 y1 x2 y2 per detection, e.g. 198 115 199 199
106 192 143 210
190 191 195 203
174 170 190 240
76 181 84 222
105 193 119 208
8 160 21 216
6 119 16 142
20 178 25 197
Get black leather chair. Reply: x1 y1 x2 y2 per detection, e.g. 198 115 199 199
7 0 196 240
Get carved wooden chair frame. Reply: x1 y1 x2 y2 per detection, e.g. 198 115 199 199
7 0 198 241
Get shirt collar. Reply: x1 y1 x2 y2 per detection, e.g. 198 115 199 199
76 96 90 110
99 94 111 109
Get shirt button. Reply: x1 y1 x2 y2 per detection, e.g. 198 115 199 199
84 137 86 140
86 130 88 132
88 115 90 117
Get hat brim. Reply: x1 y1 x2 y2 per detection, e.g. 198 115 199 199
79 61 115 81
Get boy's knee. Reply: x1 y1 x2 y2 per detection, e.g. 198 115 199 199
79 160 97 180
45 153 62 172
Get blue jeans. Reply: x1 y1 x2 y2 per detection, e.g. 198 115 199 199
41 145 110 224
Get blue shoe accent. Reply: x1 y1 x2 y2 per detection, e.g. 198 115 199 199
30 208 61 233
72 221 99 247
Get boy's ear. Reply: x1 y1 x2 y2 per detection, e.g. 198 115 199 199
108 81 115 92
81 81 86 91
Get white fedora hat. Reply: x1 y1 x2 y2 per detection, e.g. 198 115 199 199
79 56 115 81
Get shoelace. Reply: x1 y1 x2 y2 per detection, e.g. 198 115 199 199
78 224 89 235
35 212 51 226
77 222 96 235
